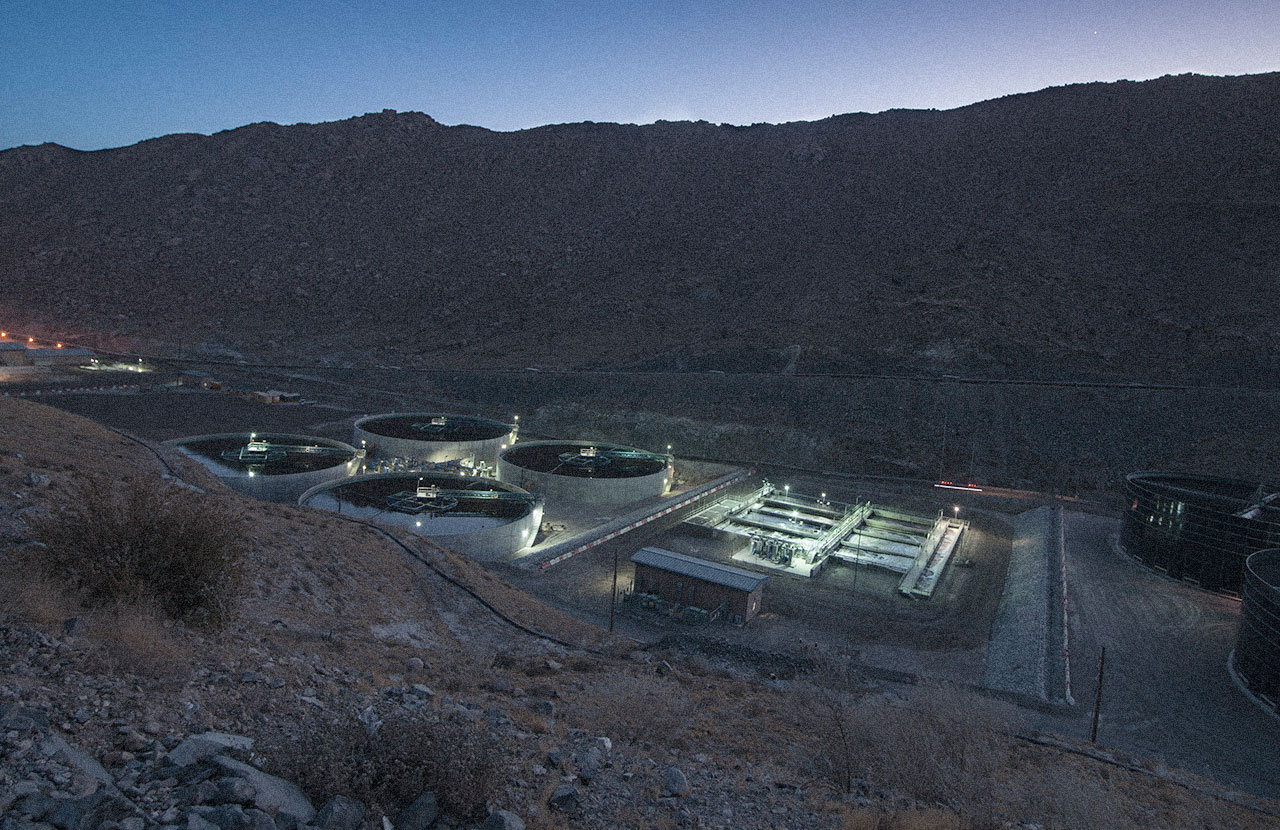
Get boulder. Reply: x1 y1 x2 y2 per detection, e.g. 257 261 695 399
480 809 525 830
210 756 315 825
547 784 577 812
213 777 257 805
168 733 256 768
392 791 439 830
313 794 365 830
663 767 690 798
0 704 50 728
41 734 117 791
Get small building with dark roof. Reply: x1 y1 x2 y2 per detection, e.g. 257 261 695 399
178 370 221 389
0 342 32 367
28 347 95 367
630 546 767 625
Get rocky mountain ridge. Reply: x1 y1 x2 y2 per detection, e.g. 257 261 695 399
2 73 1279 381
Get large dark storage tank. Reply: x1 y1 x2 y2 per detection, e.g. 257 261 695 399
1232 549 1280 713
1120 473 1280 595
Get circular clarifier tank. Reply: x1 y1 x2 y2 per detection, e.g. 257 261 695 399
299 473 543 560
1231 549 1280 715
169 432 362 503
353 413 516 469
498 440 673 506
1120 472 1280 595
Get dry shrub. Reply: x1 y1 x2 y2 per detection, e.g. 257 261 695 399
578 673 696 747
261 709 503 821
834 807 968 830
81 603 190 678
29 473 245 628
808 689 862 795
809 684 1019 828
508 706 552 735
1015 764 1131 830
0 570 78 628
581 671 701 748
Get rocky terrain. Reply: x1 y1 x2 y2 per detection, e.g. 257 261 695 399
3 398 1279 829
2 73 1280 382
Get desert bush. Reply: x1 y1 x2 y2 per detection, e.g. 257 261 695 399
578 673 696 747
261 709 503 821
29 473 245 628
1013 764 1132 830
81 602 190 678
808 684 1020 828
807 688 862 795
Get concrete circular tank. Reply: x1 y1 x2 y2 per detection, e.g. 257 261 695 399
353 413 516 470
1231 549 1280 714
498 440 673 506
1120 472 1280 595
169 433 362 502
299 473 543 560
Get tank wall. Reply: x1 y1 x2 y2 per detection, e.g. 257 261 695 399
216 456 361 503
170 434 362 504
432 501 544 561
352 426 512 467
1120 474 1277 594
1234 550 1280 712
299 475 541 560
498 458 672 506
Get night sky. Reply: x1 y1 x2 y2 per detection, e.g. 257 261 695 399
4 0 1278 151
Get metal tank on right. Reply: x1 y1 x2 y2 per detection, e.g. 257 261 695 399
1120 472 1280 595
1231 549 1280 714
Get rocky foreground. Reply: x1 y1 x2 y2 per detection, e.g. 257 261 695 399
2 396 1278 829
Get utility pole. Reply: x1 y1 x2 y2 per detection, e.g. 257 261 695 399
1090 646 1107 744
608 547 619 633
939 406 949 481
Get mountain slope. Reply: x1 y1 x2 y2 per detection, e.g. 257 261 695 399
2 73 1279 380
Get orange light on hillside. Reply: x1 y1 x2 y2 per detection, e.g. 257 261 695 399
0 331 6 338
27 337 34 343
56 342 63 348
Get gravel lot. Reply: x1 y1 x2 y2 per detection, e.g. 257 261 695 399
1033 512 1280 799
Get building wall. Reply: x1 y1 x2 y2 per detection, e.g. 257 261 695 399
633 562 763 623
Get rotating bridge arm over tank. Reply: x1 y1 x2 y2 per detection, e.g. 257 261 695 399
221 437 361 464
548 445 673 475
386 483 539 515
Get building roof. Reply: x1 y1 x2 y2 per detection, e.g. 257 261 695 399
0 342 27 350
28 348 94 357
631 547 767 593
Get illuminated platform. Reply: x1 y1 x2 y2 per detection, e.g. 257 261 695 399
690 482 966 598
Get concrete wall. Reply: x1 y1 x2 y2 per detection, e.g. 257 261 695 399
427 500 544 561
299 475 542 561
498 446 672 507
169 434 362 504
353 417 515 467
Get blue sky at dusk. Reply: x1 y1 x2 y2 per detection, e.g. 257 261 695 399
3 0 1278 151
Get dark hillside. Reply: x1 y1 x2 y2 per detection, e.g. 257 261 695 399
2 73 1279 380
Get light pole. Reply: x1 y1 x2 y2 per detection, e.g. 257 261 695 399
608 547 619 633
